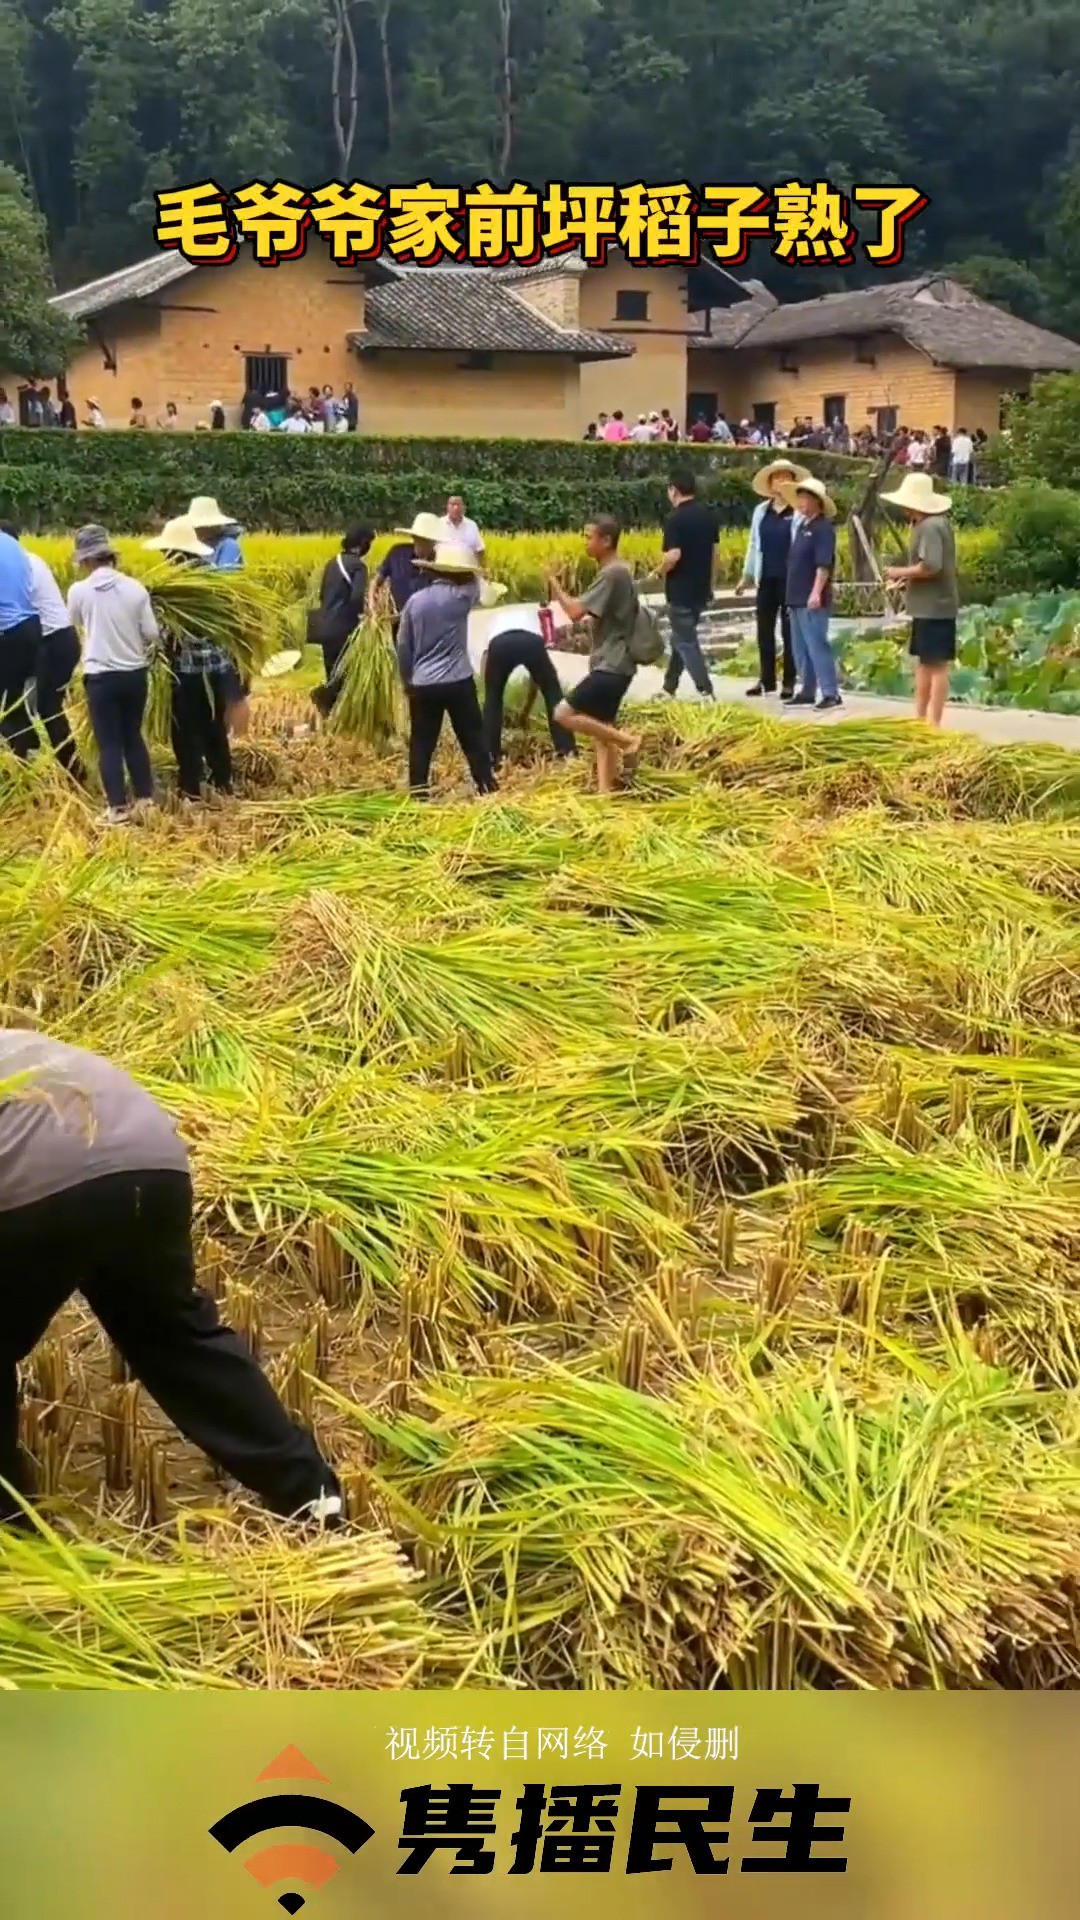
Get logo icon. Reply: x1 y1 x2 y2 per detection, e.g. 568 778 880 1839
210 1746 374 1913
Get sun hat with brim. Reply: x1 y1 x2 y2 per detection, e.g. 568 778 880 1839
74 523 114 563
415 543 482 575
143 517 214 559
186 495 235 528
880 472 952 515
752 458 809 498
393 511 443 541
781 475 837 519
260 649 303 678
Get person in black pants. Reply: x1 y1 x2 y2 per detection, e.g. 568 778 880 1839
310 523 374 717
0 1029 342 1526
170 664 233 797
0 523 43 759
34 625 81 772
737 459 805 698
396 543 496 796
481 609 576 770
658 467 719 699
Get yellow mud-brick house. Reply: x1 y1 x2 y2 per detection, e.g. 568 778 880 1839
23 246 1080 438
686 274 1080 438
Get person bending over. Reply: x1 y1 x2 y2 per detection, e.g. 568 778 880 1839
481 602 576 771
0 1028 342 1526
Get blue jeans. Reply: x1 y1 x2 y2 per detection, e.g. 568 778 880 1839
789 606 838 701
84 667 153 808
663 603 714 697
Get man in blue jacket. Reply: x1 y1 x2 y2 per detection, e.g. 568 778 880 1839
0 526 42 758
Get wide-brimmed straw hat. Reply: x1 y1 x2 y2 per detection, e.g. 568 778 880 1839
143 516 213 559
781 474 837 519
186 494 235 528
416 542 482 576
752 458 808 497
74 523 113 562
394 511 444 541
880 471 952 515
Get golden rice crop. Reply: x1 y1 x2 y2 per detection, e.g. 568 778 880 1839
2 695 1080 1689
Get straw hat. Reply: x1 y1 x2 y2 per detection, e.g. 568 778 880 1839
752 457 808 497
394 511 443 541
880 471 952 515
143 516 213 559
187 494 235 528
781 474 837 519
415 542 482 575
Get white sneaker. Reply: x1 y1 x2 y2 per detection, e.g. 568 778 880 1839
104 806 130 826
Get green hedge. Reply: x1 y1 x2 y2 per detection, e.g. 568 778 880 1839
0 429 874 533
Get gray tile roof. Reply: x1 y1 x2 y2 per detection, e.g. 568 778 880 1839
52 253 197 319
352 269 630 360
51 246 398 320
719 274 1080 371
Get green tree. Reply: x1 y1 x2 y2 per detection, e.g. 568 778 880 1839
943 252 1051 326
0 166 79 374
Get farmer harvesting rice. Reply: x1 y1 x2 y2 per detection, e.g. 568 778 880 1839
67 524 158 823
781 475 841 711
144 517 233 802
549 516 643 795
187 494 249 736
375 512 441 629
396 541 496 796
882 472 959 728
310 523 374 719
0 520 81 777
480 600 576 771
737 458 808 699
0 1028 342 1527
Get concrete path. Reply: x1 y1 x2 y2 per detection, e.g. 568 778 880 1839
468 609 1080 753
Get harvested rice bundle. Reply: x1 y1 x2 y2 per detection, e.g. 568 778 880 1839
329 607 401 746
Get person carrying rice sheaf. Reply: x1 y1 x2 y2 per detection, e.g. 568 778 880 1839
144 516 233 802
0 1026 344 1529
309 523 375 719
396 541 496 796
187 495 250 737
374 511 441 633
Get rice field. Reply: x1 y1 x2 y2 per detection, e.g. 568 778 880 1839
5 682 1080 1690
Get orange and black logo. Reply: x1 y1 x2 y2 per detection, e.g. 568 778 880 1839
210 1747 374 1913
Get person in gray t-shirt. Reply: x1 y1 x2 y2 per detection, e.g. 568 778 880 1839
0 1029 341 1525
548 515 643 794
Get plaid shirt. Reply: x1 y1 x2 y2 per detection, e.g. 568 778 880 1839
174 637 231 675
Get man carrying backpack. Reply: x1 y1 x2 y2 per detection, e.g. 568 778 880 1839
549 515 657 794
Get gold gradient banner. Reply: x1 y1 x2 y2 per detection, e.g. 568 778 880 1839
0 1695 1073 1919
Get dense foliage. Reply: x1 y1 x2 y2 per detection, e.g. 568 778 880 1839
0 432 872 531
0 168 78 376
1001 376 1080 492
3 0 1080 316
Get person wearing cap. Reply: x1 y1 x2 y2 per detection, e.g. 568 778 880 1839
310 523 376 718
396 543 496 796
782 475 841 711
375 512 441 629
882 472 958 727
0 520 82 778
144 517 233 802
67 525 159 821
629 413 653 443
737 458 807 699
0 1025 343 1528
480 601 576 772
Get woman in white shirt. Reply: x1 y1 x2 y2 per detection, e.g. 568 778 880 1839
0 520 82 776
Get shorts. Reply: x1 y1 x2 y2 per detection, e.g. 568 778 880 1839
565 669 634 724
909 617 957 664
